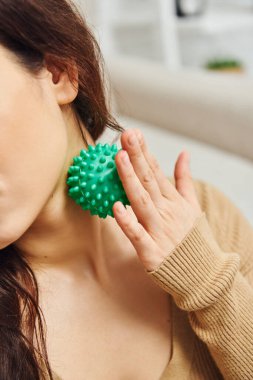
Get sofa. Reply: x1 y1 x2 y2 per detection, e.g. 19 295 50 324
96 55 253 225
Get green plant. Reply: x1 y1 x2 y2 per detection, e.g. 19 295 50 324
205 58 243 70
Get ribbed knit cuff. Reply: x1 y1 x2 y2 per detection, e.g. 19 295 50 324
146 212 240 311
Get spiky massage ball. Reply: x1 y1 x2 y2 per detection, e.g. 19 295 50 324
66 143 130 219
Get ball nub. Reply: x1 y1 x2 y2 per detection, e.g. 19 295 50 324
66 143 130 218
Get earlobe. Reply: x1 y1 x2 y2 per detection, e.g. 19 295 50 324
54 70 79 105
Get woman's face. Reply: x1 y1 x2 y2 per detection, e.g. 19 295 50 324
0 45 72 249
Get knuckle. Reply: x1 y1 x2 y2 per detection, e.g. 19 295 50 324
140 191 151 207
157 199 174 217
150 154 160 171
123 219 132 232
142 168 154 185
124 170 134 181
132 225 145 243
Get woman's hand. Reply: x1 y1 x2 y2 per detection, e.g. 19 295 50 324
113 128 203 272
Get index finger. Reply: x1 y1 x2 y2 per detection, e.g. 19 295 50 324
115 149 161 233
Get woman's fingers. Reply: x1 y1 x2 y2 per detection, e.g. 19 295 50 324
134 129 200 208
133 129 180 200
115 149 162 233
120 130 164 206
113 201 163 271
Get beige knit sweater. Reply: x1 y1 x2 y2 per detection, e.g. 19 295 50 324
48 178 253 380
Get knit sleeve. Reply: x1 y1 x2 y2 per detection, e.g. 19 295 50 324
146 178 253 380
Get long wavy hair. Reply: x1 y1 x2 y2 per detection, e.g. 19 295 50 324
0 1 124 379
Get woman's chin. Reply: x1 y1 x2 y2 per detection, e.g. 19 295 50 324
0 219 28 250
0 233 20 250
0 236 16 250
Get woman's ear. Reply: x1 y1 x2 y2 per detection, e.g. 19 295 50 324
44 54 79 105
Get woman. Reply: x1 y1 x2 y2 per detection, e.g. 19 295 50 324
0 1 252 379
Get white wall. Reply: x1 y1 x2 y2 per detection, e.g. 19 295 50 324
77 0 253 75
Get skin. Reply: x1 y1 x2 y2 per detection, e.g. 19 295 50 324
0 43 203 378
114 132 203 272
0 44 132 286
0 42 202 283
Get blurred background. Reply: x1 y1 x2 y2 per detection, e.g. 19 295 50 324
76 0 253 224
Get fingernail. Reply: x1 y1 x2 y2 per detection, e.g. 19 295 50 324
128 133 137 146
117 202 126 215
121 151 130 165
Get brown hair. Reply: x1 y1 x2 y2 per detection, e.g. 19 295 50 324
0 0 124 378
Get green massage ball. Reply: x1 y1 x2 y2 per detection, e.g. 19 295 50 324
66 143 131 219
